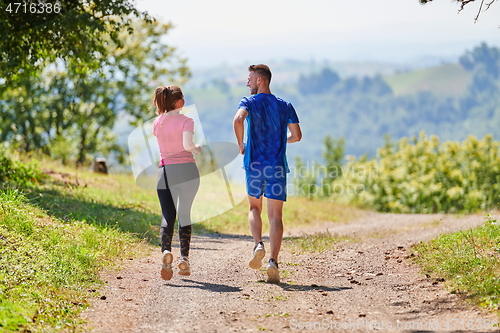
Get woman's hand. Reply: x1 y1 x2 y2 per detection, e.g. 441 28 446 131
183 131 202 154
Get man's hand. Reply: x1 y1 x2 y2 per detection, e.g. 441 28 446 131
287 123 302 143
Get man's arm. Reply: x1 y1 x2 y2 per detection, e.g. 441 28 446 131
233 108 248 154
287 123 302 143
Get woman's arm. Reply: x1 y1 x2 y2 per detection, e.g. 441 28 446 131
183 131 201 154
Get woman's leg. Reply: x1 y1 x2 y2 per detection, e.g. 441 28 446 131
175 164 200 258
157 167 176 253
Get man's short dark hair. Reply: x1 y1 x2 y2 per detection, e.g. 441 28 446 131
249 64 272 82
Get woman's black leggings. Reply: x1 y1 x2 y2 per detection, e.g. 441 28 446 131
157 162 200 257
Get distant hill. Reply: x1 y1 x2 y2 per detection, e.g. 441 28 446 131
187 60 420 88
385 63 472 98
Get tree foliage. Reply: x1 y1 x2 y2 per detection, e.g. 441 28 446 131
293 156 319 200
321 135 345 193
460 42 500 78
292 136 346 199
0 19 190 166
0 0 152 77
298 68 340 95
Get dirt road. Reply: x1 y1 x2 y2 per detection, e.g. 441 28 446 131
82 212 499 332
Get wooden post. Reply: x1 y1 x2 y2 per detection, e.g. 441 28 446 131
94 158 108 174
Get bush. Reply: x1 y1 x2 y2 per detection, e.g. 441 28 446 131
331 131 500 213
0 149 43 187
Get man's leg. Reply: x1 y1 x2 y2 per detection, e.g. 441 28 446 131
267 198 284 262
248 195 263 245
261 167 286 283
248 195 267 269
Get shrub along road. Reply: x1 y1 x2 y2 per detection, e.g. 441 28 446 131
82 212 499 332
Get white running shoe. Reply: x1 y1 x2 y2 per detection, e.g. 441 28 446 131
178 256 191 276
161 250 173 281
249 242 266 269
266 259 280 284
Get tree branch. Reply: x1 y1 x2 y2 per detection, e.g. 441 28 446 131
458 0 477 12
485 0 496 10
420 0 497 22
473 0 486 23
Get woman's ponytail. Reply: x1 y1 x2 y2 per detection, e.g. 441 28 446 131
152 85 184 115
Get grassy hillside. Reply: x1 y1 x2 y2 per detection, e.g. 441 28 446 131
385 63 472 98
413 214 500 312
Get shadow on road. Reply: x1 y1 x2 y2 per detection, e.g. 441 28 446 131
164 279 242 293
275 283 351 292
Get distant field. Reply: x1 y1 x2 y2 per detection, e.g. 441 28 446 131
384 63 472 98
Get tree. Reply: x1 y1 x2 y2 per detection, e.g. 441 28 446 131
298 68 340 95
0 19 190 166
0 64 64 153
0 0 152 78
460 42 500 79
292 136 345 199
66 19 190 165
458 44 500 122
103 19 190 124
293 156 318 200
322 136 345 196
419 0 497 22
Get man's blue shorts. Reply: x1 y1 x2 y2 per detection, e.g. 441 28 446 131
245 166 287 201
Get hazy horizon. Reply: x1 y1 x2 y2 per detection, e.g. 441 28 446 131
135 0 500 69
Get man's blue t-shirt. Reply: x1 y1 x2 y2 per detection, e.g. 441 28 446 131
238 93 299 173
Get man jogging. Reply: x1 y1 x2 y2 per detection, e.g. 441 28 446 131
233 64 302 283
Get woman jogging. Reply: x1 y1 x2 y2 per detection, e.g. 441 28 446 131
152 85 201 281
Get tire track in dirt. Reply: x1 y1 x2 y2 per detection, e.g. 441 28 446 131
82 212 499 332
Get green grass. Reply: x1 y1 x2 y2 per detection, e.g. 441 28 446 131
29 172 161 243
0 158 153 331
272 295 288 301
0 189 148 332
385 63 472 98
412 214 500 311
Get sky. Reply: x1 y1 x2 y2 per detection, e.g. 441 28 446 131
134 0 500 69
